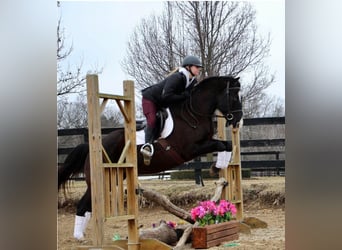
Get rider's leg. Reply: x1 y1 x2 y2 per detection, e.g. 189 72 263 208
144 125 156 144
142 98 157 144
141 98 157 160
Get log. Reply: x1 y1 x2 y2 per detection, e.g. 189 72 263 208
141 177 228 250
173 223 197 250
139 220 178 245
140 187 194 223
210 178 228 202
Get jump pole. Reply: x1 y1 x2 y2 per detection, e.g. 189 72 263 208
217 114 244 221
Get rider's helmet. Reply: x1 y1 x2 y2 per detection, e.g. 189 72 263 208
182 55 203 67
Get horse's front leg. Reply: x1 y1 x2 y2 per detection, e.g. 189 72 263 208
191 139 232 156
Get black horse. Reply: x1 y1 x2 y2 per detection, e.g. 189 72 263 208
58 76 243 239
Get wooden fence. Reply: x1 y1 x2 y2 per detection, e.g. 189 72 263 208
57 117 285 179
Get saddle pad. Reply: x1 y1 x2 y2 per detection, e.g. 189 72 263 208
136 108 174 145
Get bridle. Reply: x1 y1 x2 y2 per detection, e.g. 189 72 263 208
215 83 242 121
181 82 242 128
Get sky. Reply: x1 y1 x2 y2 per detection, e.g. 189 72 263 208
58 0 284 103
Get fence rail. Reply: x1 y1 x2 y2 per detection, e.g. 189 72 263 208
58 117 285 178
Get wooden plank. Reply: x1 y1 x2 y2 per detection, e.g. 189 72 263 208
242 116 285 125
105 214 136 222
100 98 108 114
123 80 139 250
229 128 243 220
77 239 172 249
111 239 172 250
102 145 112 163
172 160 285 170
77 246 125 250
207 227 239 240
192 221 239 249
206 234 239 248
241 151 284 155
115 99 130 123
203 221 239 233
242 160 285 168
118 140 131 163
103 163 135 168
216 114 229 200
58 128 88 136
117 168 125 215
104 168 111 217
240 139 285 147
110 167 118 216
86 74 105 246
98 92 132 101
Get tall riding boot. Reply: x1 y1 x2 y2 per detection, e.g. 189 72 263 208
144 126 155 144
140 126 155 163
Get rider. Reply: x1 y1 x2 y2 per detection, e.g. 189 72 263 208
140 55 203 157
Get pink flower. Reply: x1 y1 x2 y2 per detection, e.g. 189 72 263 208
190 206 206 220
230 204 237 215
190 200 237 226
167 221 177 229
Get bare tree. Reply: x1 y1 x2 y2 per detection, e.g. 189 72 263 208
57 1 103 97
102 108 124 128
57 96 124 129
57 95 88 129
122 1 282 117
266 97 285 117
57 15 88 96
57 2 107 128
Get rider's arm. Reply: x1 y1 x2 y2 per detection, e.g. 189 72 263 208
161 73 188 106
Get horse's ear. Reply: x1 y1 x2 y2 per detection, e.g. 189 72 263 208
235 77 240 81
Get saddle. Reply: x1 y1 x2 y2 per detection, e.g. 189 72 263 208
154 108 169 138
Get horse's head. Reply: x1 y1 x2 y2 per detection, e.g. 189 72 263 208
215 76 243 128
187 76 243 128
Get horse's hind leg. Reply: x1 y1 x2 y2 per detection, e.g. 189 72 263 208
73 187 92 240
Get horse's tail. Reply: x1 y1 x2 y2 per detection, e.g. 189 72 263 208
58 143 89 192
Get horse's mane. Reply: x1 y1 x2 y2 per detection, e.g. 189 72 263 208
194 75 235 92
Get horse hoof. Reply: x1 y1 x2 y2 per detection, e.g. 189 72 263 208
209 163 220 176
74 233 85 241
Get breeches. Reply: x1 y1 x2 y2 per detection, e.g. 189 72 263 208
142 97 157 128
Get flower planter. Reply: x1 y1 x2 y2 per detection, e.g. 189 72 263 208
192 220 239 249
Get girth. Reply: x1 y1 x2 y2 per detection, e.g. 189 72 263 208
157 139 184 166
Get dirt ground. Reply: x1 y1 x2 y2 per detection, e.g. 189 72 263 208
58 177 285 249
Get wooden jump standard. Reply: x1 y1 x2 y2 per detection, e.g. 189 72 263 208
217 114 244 220
78 75 170 250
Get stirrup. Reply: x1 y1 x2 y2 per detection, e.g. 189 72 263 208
140 143 154 157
